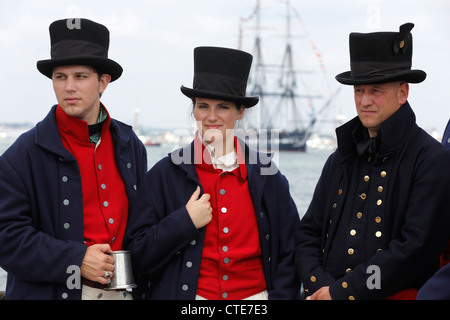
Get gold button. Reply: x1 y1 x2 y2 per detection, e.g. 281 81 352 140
377 186 383 193
350 229 356 236
360 193 367 200
375 216 381 223
375 231 382 238
346 268 352 274
329 219 332 224
377 248 383 252
356 212 363 219
342 281 348 288
310 276 317 283
382 157 389 163
377 199 382 206
348 296 355 300
348 248 355 255
380 171 387 178
399 40 405 48
332 203 337 209
364 175 370 182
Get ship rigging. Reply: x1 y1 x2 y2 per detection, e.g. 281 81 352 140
237 0 340 151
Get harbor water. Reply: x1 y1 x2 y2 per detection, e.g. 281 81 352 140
0 137 332 291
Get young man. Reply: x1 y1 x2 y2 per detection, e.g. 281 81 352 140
0 18 147 300
295 23 450 300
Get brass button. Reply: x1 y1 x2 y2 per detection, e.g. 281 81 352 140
364 175 370 182
356 212 363 219
348 248 355 255
377 186 383 193
332 203 337 209
348 296 355 300
345 268 352 274
382 157 389 163
310 276 317 283
375 216 381 223
342 281 348 288
350 229 357 236
360 193 367 200
375 231 382 238
380 171 387 178
377 199 382 206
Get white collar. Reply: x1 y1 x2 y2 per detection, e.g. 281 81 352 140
198 132 238 171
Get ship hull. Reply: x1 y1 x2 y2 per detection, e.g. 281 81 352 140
242 130 308 152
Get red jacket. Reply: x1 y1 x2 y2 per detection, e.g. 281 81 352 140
195 138 266 299
56 105 129 250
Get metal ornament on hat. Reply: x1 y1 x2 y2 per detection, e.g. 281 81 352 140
393 22 414 55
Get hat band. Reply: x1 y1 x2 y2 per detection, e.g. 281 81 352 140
51 39 108 59
193 73 247 97
351 61 411 78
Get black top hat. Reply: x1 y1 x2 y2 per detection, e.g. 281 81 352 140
181 46 259 108
37 18 123 82
335 23 426 85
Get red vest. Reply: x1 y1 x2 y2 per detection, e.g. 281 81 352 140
195 136 266 299
56 105 128 250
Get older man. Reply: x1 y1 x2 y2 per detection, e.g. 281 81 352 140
0 18 147 300
295 23 450 300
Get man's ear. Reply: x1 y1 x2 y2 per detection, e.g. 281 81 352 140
99 74 112 94
398 81 409 105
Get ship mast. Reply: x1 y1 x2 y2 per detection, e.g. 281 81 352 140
248 0 265 130
239 0 335 150
275 0 300 131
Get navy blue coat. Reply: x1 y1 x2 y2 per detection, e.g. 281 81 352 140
416 119 450 300
442 119 450 151
0 105 147 300
295 103 450 299
416 263 450 300
123 139 300 300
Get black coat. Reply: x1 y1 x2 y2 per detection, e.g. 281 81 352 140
295 102 450 300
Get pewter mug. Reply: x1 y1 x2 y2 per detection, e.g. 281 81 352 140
106 250 137 290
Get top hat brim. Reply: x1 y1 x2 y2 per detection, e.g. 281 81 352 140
180 85 259 108
335 69 426 85
37 56 123 82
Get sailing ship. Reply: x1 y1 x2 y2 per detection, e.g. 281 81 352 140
237 0 339 151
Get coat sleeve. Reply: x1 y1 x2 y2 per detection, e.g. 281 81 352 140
295 154 338 295
123 162 200 278
0 156 87 284
267 172 301 299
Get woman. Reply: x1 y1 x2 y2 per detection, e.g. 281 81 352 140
124 46 300 300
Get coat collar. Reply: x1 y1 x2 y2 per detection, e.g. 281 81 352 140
35 105 134 160
336 101 417 161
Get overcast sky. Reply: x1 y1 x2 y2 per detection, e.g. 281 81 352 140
1 0 449 136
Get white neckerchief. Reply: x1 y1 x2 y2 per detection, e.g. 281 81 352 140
198 132 238 172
